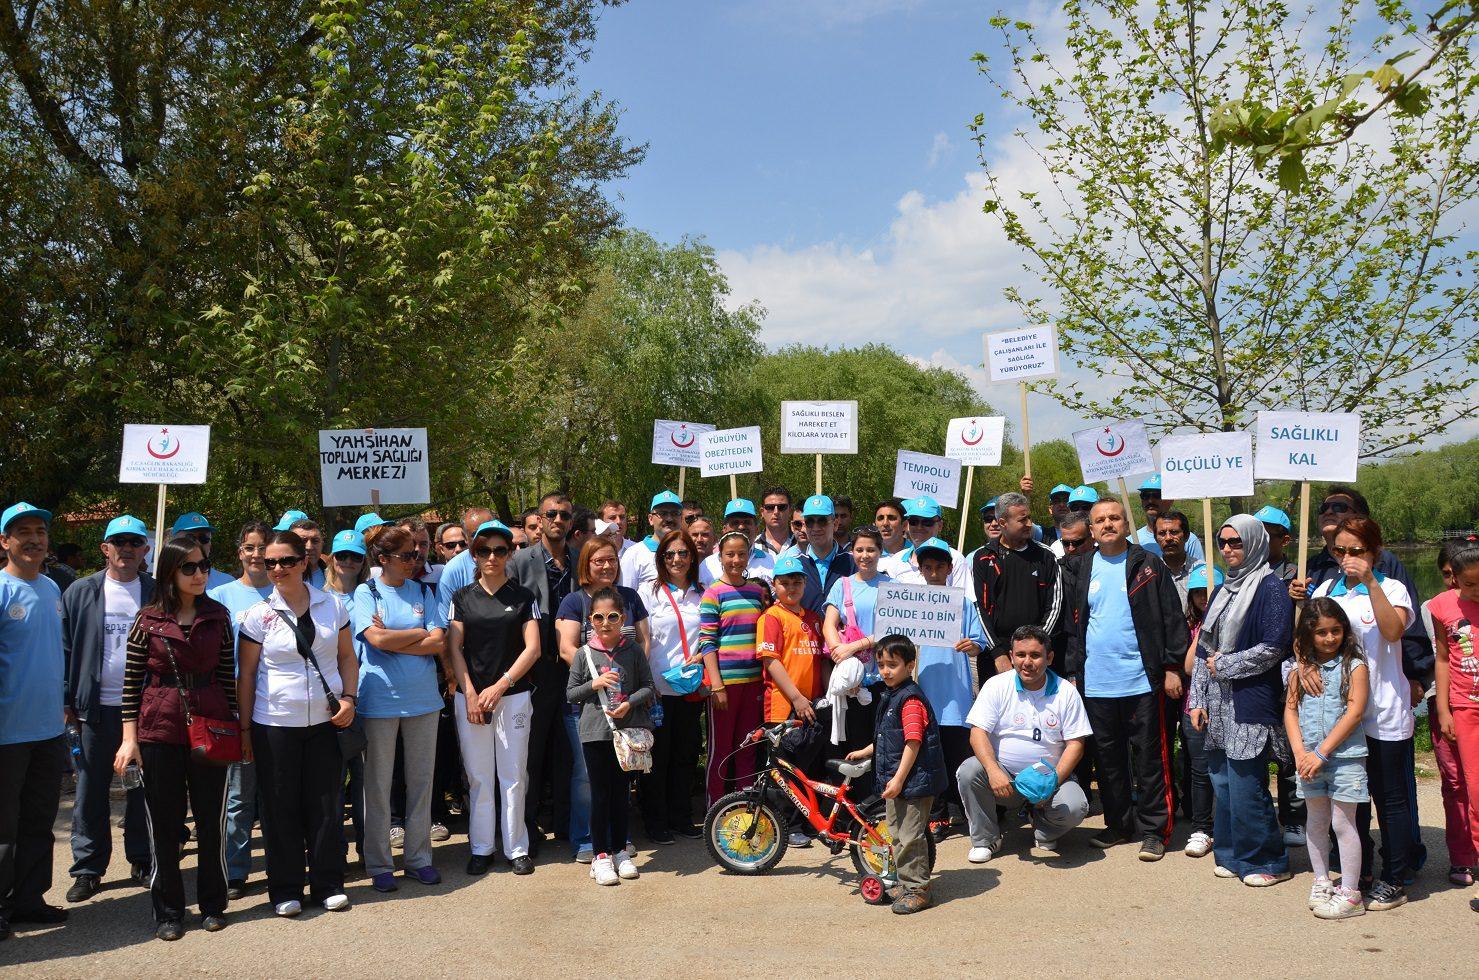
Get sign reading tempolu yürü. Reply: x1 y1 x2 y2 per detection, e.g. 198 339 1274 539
698 426 764 477
1158 431 1254 499
893 450 962 509
318 428 430 507
651 420 715 468
874 582 965 646
120 425 211 484
944 416 1006 467
1071 418 1156 483
1254 411 1360 482
779 401 858 454
983 326 1060 382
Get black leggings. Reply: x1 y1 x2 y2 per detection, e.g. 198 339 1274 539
583 741 633 857
139 742 227 923
252 722 344 905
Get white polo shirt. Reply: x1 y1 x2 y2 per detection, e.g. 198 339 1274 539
1313 573 1414 741
620 536 659 591
964 670 1093 774
239 584 350 728
697 547 776 588
884 543 972 591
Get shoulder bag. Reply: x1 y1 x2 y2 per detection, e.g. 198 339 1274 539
286 609 367 760
583 644 653 773
658 584 706 697
161 638 242 766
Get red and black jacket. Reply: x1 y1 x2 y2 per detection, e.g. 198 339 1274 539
1059 543 1189 688
971 539 1063 661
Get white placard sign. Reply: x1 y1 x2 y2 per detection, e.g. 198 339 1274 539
779 400 858 454
874 582 965 646
119 425 212 484
1254 411 1361 482
698 426 764 477
893 451 962 509
1072 418 1156 483
1158 432 1255 499
318 428 430 507
651 419 715 468
984 325 1060 382
944 416 1006 467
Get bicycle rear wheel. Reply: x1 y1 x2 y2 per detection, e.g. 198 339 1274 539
705 791 788 874
850 799 937 882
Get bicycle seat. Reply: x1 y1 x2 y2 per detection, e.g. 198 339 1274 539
826 758 872 780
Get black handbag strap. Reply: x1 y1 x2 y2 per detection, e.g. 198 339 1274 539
159 638 196 726
285 609 337 705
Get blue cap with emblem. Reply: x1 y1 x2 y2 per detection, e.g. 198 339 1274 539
903 496 940 519
801 494 834 518
473 520 514 542
979 497 999 518
1068 486 1099 505
649 490 682 510
1187 563 1224 590
2 501 53 533
724 498 757 518
1049 483 1073 498
1253 505 1291 531
274 509 310 531
1138 474 1163 492
914 536 952 561
772 553 807 578
354 512 393 534
170 511 214 534
330 529 366 556
104 515 149 541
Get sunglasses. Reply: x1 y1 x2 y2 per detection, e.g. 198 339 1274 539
762 503 789 512
386 551 419 563
1140 492 1162 501
333 551 364 562
543 509 572 521
442 539 468 552
905 517 934 527
1068 502 1092 512
262 556 302 569
1318 500 1352 515
515 541 529 550
189 532 213 545
473 545 511 560
1216 537 1243 550
1331 545 1369 557
178 559 212 576
803 516 832 526
108 536 146 549
590 612 624 624
1061 537 1090 549
663 549 691 560
683 514 701 525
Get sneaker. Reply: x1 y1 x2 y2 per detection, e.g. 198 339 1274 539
511 855 535 876
1086 796 1104 817
371 871 398 893
226 878 248 900
322 894 351 911
201 914 227 931
1089 831 1129 849
891 886 933 915
1243 870 1292 887
616 852 640 880
466 854 493 876
406 865 441 885
1138 837 1166 862
1282 825 1306 847
156 919 185 941
7 905 67 924
575 846 595 864
787 832 813 848
968 836 1004 864
389 825 406 849
1213 865 1239 878
65 875 101 903
1308 878 1335 910
1365 881 1407 911
1183 832 1213 858
1315 890 1366 920
928 820 954 843
1030 837 1061 859
429 822 451 842
647 827 675 846
274 900 302 917
591 854 619 886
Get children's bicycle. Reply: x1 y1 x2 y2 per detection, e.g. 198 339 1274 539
703 719 936 902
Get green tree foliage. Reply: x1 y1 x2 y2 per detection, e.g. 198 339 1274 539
971 0 1479 458
1355 436 1479 540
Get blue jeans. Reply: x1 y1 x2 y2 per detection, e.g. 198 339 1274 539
1208 745 1289 878
562 706 592 853
70 706 150 877
1179 713 1213 837
224 760 257 881
1359 736 1421 886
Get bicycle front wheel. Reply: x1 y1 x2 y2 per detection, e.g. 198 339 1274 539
705 791 788 875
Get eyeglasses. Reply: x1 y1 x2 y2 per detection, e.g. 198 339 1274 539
1318 500 1352 515
1331 545 1368 557
590 612 623 624
108 536 146 549
762 503 789 512
803 516 832 527
473 546 511 560
332 551 364 562
543 509 572 521
1216 537 1243 550
1061 536 1090 549
663 549 691 560
262 556 302 570
1068 502 1092 513
178 559 212 576
442 539 468 552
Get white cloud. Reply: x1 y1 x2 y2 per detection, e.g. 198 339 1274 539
926 132 952 168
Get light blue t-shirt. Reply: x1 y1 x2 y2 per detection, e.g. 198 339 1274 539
914 595 988 727
1136 526 1204 564
1084 551 1151 697
205 567 235 592
824 572 891 685
0 570 65 745
435 548 476 622
354 578 447 718
207 579 273 639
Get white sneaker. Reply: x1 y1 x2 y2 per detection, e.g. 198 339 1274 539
616 853 639 880
1030 837 1060 859
1315 890 1367 920
575 846 594 864
1308 879 1335 910
1243 870 1292 887
1183 831 1213 858
968 836 1003 864
388 825 405 849
1213 865 1239 878
787 832 813 848
322 893 350 912
429 822 451 842
1282 825 1307 847
274 900 302 917
590 855 619 886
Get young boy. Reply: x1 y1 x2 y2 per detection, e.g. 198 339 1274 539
847 634 948 914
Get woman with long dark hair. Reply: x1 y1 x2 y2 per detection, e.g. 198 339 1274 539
114 535 238 941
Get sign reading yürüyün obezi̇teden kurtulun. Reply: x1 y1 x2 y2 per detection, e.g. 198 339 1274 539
1253 411 1360 482
697 426 764 478
873 582 965 646
318 428 430 507
779 401 858 454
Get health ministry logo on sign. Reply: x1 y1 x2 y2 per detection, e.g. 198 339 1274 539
1072 418 1154 483
120 424 211 484
670 425 696 449
146 428 182 460
1095 427 1126 458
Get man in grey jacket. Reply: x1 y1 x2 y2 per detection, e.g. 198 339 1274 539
60 516 154 902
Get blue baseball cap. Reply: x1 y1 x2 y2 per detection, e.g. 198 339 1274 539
354 512 393 534
473 519 514 542
915 536 953 561
1068 486 1099 505
1254 505 1291 531
724 498 757 518
170 511 214 534
330 529 366 557
2 501 52 533
1138 474 1163 492
273 509 310 531
801 494 834 518
979 496 999 518
903 496 940 519
1049 483 1073 499
1187 563 1225 590
649 490 682 510
772 553 807 578
103 515 149 541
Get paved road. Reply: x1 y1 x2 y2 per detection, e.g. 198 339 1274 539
2 780 1474 978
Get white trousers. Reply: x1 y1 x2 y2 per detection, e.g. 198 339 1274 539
454 690 533 859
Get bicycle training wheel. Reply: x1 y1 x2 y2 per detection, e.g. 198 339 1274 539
705 792 788 874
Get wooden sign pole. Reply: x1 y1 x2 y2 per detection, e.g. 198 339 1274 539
152 484 167 577
1202 498 1215 570
1296 480 1312 579
1019 382 1032 479
678 467 686 500
957 466 975 551
1117 477 1137 536
814 454 823 497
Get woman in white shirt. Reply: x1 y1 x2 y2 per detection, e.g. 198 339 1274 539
1309 515 1416 909
237 531 359 917
638 529 705 843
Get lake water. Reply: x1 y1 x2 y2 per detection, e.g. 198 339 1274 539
1391 543 1446 601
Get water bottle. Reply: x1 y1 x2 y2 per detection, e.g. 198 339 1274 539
121 762 144 791
65 723 82 770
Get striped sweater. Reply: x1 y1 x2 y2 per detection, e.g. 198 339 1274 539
697 580 766 685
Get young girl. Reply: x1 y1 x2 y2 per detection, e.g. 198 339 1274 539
1284 598 1370 920
846 635 947 915
697 532 769 808
1428 544 1479 912
1423 541 1475 888
567 587 655 887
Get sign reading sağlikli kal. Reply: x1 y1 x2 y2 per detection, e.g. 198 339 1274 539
120 425 212 484
1157 431 1254 499
1253 411 1360 482
779 401 858 454
318 428 430 507
651 420 716 468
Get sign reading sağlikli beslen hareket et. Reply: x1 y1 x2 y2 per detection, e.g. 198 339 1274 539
779 401 858 454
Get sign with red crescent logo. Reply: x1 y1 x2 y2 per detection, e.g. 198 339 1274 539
652 419 714 467
670 425 695 449
120 424 211 484
1096 427 1125 458
944 416 1005 466
961 420 984 446
146 428 181 459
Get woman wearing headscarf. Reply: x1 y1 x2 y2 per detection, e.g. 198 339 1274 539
1186 514 1294 886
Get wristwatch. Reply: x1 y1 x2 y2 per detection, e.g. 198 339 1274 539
340 693 358 704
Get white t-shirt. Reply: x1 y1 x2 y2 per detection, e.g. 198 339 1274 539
698 548 776 588
100 575 142 707
239 585 351 728
639 582 703 697
964 670 1093 774
882 543 971 590
1312 573 1414 740
620 538 659 591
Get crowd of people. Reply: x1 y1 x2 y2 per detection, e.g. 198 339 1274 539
0 478 1476 936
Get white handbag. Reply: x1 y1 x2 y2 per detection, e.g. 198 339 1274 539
583 645 654 773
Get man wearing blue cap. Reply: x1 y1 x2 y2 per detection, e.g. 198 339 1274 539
792 495 856 615
620 490 683 592
0 502 70 935
172 512 234 590
59 516 155 902
699 500 775 588
880 497 969 590
1254 505 1296 583
1043 484 1074 546
1134 475 1204 564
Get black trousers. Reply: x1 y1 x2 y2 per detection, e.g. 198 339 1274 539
252 723 344 905
1160 688 1188 821
640 695 704 834
0 736 66 917
1275 760 1305 829
139 741 228 923
1085 692 1171 843
583 741 633 857
841 684 881 800
71 706 151 878
931 725 974 822
524 660 567 849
